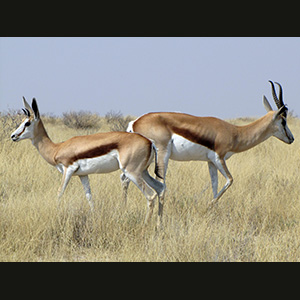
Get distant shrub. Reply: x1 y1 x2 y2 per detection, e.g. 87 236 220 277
0 110 24 141
105 110 134 132
41 113 59 125
288 109 298 119
62 111 101 130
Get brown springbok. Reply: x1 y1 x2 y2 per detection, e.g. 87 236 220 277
123 81 294 221
11 98 165 224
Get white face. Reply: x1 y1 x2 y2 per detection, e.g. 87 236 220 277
11 117 35 142
273 116 294 144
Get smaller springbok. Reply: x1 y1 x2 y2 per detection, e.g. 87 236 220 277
11 98 165 224
123 81 294 219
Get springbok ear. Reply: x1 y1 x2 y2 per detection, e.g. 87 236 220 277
263 95 273 112
273 105 288 121
22 97 32 112
31 98 40 120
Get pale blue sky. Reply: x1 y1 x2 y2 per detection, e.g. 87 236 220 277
1 37 300 119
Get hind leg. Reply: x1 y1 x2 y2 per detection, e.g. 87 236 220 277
139 178 157 225
120 173 130 206
154 147 170 227
142 170 166 227
124 171 158 224
144 193 157 225
156 176 166 227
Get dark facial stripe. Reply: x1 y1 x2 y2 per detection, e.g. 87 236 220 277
17 125 27 137
172 126 215 151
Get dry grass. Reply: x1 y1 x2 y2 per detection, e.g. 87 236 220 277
1 114 300 261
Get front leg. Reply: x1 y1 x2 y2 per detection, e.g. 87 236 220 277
208 161 218 199
57 164 78 206
209 155 233 205
79 175 94 211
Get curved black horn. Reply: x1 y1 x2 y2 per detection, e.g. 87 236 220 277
274 82 284 107
22 108 30 117
269 80 281 109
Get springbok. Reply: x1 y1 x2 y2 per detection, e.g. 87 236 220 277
123 81 294 220
11 98 165 224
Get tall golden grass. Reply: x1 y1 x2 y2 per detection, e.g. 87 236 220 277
1 114 300 261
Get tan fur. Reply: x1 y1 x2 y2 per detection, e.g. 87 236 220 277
133 111 277 158
31 120 152 170
12 99 165 224
128 109 293 210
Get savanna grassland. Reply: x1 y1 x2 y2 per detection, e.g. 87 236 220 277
1 111 300 262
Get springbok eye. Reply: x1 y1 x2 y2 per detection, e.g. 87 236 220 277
24 121 31 127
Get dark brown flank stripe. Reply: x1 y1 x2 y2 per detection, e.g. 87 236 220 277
71 142 119 163
171 126 215 151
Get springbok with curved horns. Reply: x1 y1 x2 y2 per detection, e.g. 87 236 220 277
11 98 165 223
124 81 294 221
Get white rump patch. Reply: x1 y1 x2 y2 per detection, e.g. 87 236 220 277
126 120 135 132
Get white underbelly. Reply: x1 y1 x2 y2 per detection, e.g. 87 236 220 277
169 134 236 162
170 134 211 161
75 150 120 175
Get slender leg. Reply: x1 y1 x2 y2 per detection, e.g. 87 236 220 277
144 195 156 225
120 173 130 206
142 170 166 226
210 157 233 204
140 181 157 225
79 175 94 211
139 178 157 225
155 146 170 227
57 166 77 206
208 161 218 199
156 176 166 228
124 171 157 224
